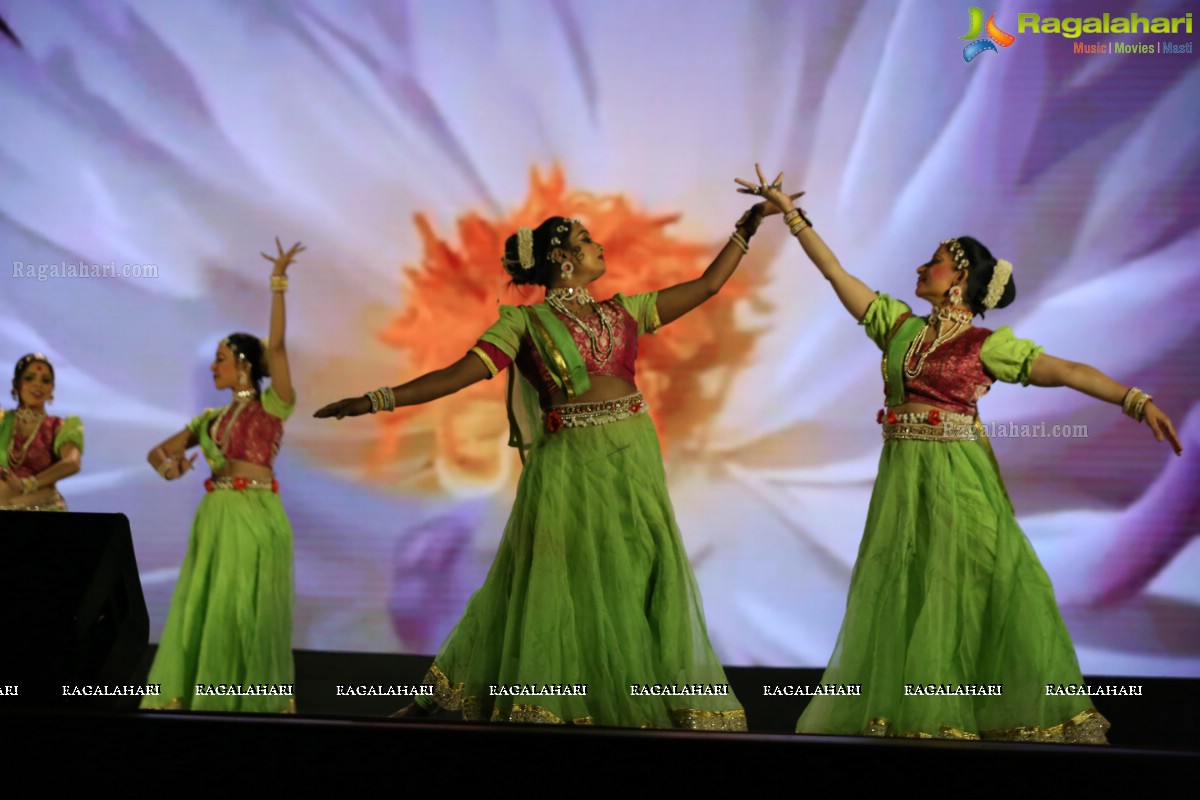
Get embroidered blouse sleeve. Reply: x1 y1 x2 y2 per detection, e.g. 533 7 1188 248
614 292 662 336
980 326 1044 386
470 305 527 379
261 385 296 420
859 293 912 350
52 415 84 456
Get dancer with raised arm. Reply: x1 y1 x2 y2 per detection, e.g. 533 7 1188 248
738 164 1181 744
0 354 83 512
142 239 302 713
314 201 793 729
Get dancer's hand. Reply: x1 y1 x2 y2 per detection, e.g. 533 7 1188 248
1144 402 1183 455
755 194 805 217
313 395 373 420
161 453 197 480
1 468 22 493
262 237 305 276
735 163 800 215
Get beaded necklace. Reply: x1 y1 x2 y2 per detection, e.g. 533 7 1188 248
903 306 974 380
545 287 615 364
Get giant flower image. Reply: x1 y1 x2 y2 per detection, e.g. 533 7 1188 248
1 0 1197 673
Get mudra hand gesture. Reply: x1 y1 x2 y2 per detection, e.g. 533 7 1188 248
1143 401 1183 455
736 163 802 216
263 237 305 275
313 395 373 420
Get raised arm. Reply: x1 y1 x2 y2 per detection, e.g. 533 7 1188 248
261 238 301 406
313 352 491 420
653 179 805 326
1028 353 1182 455
737 164 877 322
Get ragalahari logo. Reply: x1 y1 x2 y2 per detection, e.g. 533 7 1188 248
961 6 1015 61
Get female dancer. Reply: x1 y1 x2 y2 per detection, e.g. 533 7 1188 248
314 201 793 729
141 239 301 713
739 165 1181 743
0 354 83 511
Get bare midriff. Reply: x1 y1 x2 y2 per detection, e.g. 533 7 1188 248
549 375 638 407
211 458 275 482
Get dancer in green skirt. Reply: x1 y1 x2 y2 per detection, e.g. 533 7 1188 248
142 239 302 713
314 200 798 729
740 165 1182 743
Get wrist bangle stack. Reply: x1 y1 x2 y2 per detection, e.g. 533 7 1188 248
270 275 289 292
729 232 750 255
785 208 812 237
1122 387 1152 422
734 207 762 240
21 476 38 494
366 386 397 414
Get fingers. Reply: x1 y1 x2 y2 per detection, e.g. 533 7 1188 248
314 401 346 419
772 171 784 186
790 192 806 200
1160 416 1183 455
755 163 766 184
734 178 758 190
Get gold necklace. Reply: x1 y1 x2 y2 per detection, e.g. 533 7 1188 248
546 296 616 364
8 407 46 468
213 390 257 452
903 308 972 380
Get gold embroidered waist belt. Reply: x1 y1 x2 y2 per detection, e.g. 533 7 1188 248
205 476 279 492
546 393 647 432
879 408 977 442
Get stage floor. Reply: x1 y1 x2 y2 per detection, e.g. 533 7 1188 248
3 649 1196 788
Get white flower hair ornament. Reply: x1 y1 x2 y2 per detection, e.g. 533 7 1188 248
983 259 1013 309
517 227 535 270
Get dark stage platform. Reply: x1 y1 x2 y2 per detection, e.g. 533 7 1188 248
2 650 1195 789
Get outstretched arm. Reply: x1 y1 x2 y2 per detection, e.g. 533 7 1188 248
313 353 491 420
1029 353 1182 454
262 238 302 406
737 164 877 322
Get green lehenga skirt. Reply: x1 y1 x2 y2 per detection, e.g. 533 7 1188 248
418 410 745 730
141 486 295 713
796 431 1108 742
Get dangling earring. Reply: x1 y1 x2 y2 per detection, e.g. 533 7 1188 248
560 261 574 279
949 285 963 305
237 371 248 387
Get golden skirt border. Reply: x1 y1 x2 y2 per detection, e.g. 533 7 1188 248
864 707 1110 744
421 663 746 731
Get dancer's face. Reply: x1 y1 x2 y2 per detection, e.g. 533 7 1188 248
915 244 966 305
211 344 244 391
15 361 54 410
557 223 606 286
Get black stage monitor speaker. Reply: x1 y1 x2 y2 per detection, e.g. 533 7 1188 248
0 512 149 706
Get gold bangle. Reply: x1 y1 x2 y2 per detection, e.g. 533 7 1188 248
270 275 289 292
1133 393 1152 422
21 476 38 494
156 459 173 478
